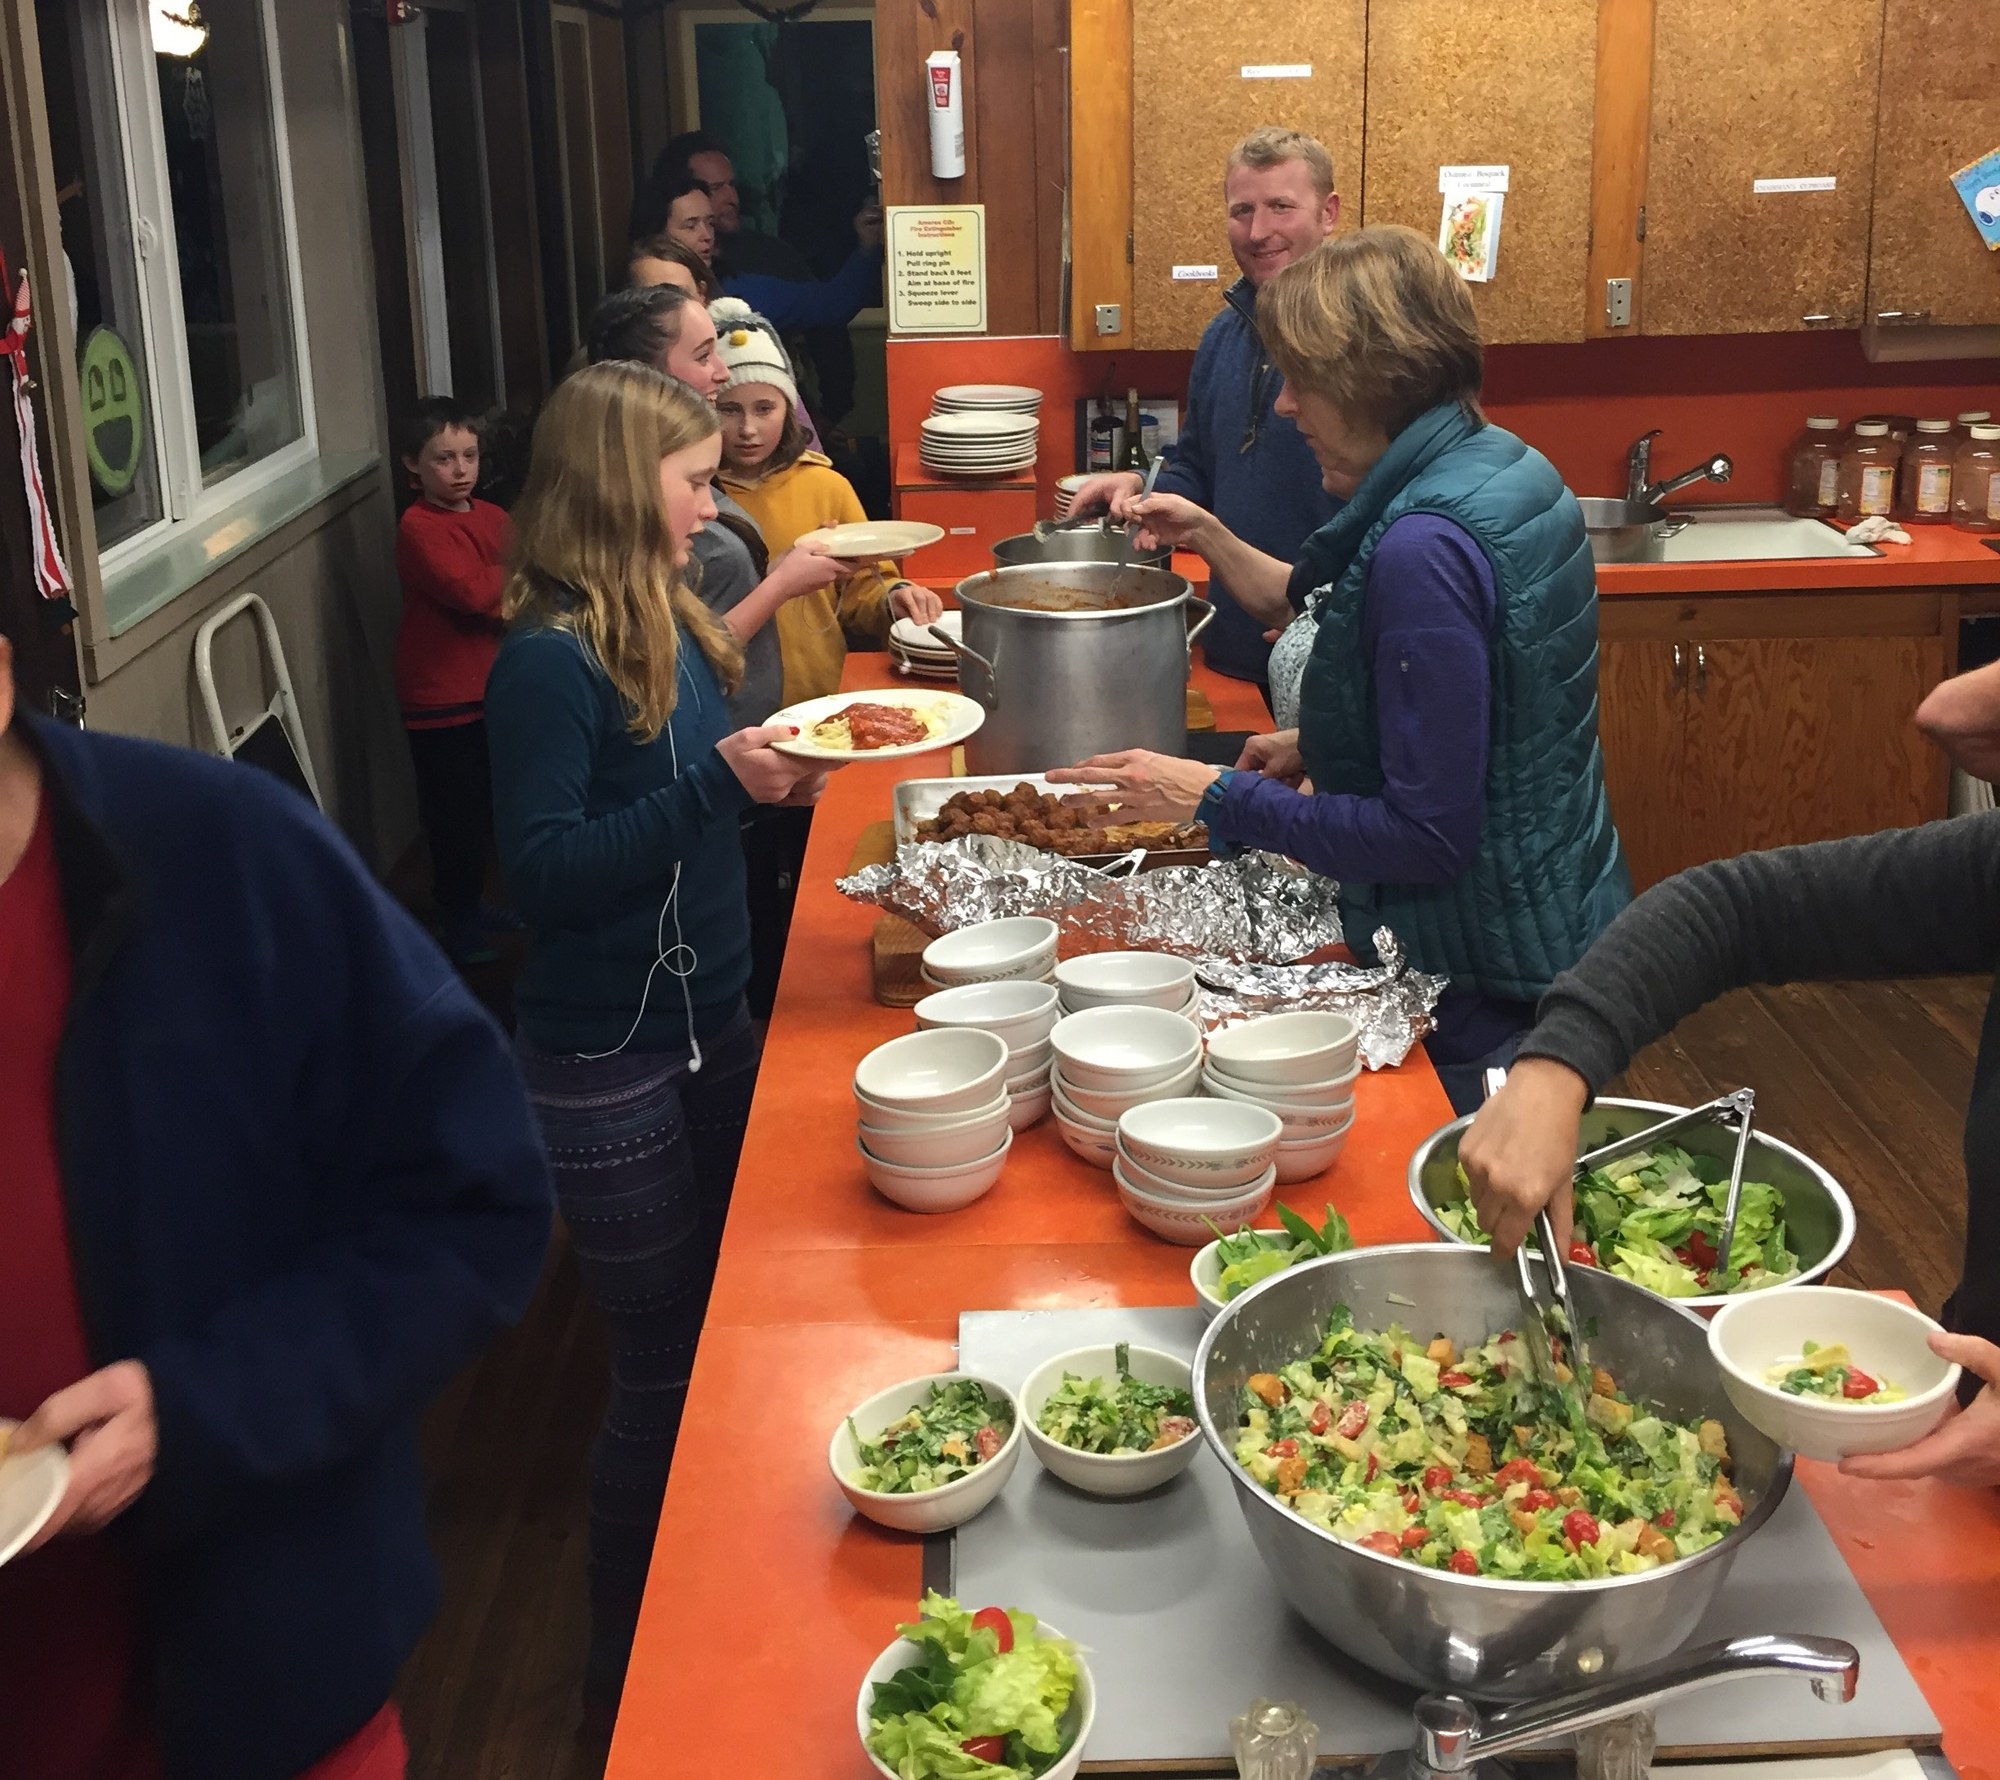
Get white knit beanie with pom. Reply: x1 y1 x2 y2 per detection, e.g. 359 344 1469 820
708 297 801 409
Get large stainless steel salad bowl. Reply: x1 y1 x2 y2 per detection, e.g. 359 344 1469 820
1192 1245 1793 1700
1408 1097 1856 1313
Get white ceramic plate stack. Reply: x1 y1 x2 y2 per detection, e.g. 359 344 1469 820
1054 950 1200 1021
1201 1011 1362 1182
1110 1097 1281 1245
931 383 1043 418
920 411 1039 479
1049 1004 1203 1168
854 1026 1013 1211
1052 472 1090 522
888 608 960 682
915 978 1061 1131
920 916 1058 993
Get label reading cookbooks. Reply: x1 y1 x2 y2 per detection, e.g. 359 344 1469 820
1172 265 1220 282
886 205 986 334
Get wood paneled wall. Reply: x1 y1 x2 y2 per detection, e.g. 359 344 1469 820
873 0 1067 337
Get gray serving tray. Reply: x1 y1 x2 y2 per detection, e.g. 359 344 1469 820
953 1307 1941 1771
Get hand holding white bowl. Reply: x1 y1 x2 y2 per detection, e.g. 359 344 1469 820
1840 1331 2000 1489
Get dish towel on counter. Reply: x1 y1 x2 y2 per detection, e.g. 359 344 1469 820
1844 515 1912 546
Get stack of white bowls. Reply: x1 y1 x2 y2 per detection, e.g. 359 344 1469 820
1048 1004 1202 1168
915 979 1059 1130
1054 950 1200 1021
1110 1097 1281 1245
920 917 1058 994
1201 1012 1360 1182
855 1027 1013 1212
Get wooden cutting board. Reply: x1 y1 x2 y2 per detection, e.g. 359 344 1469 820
850 820 932 1007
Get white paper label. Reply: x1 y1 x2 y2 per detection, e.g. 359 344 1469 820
1987 471 2000 523
1439 164 1511 194
1171 264 1220 282
1918 463 1953 514
1859 464 1895 516
1816 459 1839 508
1753 176 1838 194
1241 63 1311 78
949 526 977 535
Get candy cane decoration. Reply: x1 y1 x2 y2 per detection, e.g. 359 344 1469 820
0 243 72 600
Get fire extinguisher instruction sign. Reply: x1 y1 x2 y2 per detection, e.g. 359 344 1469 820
886 205 987 335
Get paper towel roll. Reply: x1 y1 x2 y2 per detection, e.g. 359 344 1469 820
927 51 965 180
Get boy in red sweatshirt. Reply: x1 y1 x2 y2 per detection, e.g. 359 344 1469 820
394 399 512 964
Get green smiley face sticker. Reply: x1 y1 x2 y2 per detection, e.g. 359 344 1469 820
81 324 145 497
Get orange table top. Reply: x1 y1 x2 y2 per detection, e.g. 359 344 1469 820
605 657 2000 1778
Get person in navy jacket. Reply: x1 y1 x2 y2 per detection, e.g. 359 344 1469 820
0 617 552 1780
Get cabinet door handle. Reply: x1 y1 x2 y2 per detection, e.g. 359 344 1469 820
1671 642 1686 691
1695 643 1708 693
1802 312 1834 325
1875 310 1905 323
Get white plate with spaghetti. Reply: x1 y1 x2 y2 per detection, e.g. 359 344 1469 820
0 1423 68 1568
769 689 984 761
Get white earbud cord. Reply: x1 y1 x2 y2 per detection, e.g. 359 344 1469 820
575 658 705 1072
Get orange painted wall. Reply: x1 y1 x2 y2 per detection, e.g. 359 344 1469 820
888 331 2000 509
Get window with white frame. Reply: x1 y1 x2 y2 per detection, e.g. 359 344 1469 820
37 0 314 563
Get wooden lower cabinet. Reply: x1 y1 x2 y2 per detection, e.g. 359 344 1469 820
1596 593 1952 891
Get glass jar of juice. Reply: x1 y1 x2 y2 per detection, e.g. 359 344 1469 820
1951 425 2000 533
1837 422 1900 522
1784 415 1843 517
1901 419 1956 523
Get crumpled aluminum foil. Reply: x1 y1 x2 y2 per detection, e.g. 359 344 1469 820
837 837 1445 1068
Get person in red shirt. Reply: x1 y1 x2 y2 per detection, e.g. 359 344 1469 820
395 398 513 964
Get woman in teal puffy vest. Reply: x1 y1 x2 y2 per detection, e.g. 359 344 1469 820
1050 226 1630 1112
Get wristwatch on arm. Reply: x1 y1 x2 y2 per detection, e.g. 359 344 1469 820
1196 767 1239 856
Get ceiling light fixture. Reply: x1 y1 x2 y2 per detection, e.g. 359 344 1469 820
150 1 208 58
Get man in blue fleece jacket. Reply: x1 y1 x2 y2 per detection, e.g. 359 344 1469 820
1070 127 1342 693
0 619 552 1780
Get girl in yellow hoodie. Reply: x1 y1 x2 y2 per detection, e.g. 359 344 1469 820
710 298 942 705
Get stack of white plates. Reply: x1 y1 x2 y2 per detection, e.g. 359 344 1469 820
889 609 960 682
915 978 1060 1130
1201 1012 1362 1182
932 384 1043 418
1048 1005 1203 1169
1052 473 1090 522
854 1028 1014 1212
921 411 1038 479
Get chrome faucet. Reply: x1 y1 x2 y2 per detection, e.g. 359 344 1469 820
1377 1634 1859 1780
1627 429 1734 508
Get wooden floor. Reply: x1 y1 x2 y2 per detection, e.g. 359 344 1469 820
391 969 1982 1779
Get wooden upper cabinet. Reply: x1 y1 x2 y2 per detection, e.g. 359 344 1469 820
1642 0 1886 335
1362 0 1598 345
1866 0 2000 329
1129 0 1365 352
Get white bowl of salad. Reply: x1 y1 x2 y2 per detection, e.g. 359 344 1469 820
858 1592 1094 1780
1019 1342 1203 1496
832 1373 1024 1534
1191 1203 1354 1322
1707 1286 1962 1462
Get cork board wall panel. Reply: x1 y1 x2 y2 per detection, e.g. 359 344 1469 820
1362 0 1597 344
1867 0 2000 329
1643 0 1886 336
1130 0 1366 352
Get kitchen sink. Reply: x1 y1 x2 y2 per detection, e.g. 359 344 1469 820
1586 502 1878 565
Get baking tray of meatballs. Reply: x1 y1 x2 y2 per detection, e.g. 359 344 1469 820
893 776 1209 868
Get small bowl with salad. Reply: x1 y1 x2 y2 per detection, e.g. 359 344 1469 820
832 1373 1024 1533
1019 1341 1203 1496
858 1591 1094 1780
1411 1095 1854 1311
1708 1285 1962 1461
1191 1202 1355 1322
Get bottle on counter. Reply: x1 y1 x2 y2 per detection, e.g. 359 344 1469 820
1086 397 1121 473
1954 410 1993 449
1121 387 1149 473
1901 419 1956 524
1951 424 2000 533
1784 415 1843 517
1836 421 1901 522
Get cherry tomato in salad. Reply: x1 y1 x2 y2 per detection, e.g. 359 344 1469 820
1686 1231 1718 1271
962 1736 1008 1762
1496 1458 1543 1490
1655 1507 1677 1529
1842 1369 1881 1399
1264 1439 1300 1458
1448 1549 1481 1575
1568 1241 1597 1266
1335 1400 1370 1440
971 1607 1014 1654
1400 1526 1429 1551
1521 1488 1558 1514
1444 1489 1487 1510
1307 1400 1331 1437
1365 1451 1378 1482
1359 1530 1402 1557
1438 1370 1474 1388
1421 1464 1455 1494
1401 1489 1422 1515
1561 1510 1601 1552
